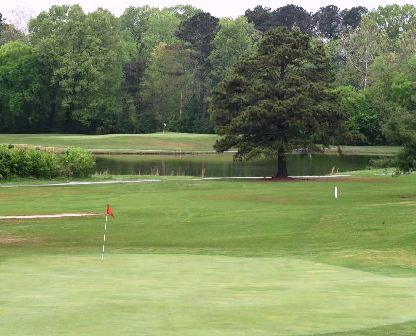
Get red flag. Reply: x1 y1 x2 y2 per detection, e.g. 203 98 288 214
106 204 115 218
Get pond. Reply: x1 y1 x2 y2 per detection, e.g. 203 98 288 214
95 153 378 177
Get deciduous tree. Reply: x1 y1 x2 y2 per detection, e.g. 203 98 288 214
176 12 219 132
273 5 313 35
244 6 275 32
313 5 341 39
368 4 416 42
341 6 368 31
338 18 387 89
0 41 50 132
209 16 260 87
29 5 128 133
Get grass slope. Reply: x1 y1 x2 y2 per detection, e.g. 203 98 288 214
0 133 218 152
1 174 416 335
0 133 401 155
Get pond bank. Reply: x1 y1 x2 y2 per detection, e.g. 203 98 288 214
3 143 401 156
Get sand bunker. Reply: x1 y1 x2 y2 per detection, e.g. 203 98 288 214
0 179 160 188
0 213 101 220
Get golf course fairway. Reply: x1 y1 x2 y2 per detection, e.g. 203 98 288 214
1 173 416 335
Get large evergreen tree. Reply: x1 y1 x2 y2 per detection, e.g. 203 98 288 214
211 28 343 177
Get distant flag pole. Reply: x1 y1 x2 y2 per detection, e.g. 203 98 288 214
101 204 115 261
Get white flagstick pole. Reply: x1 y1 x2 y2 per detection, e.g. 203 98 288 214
101 214 108 261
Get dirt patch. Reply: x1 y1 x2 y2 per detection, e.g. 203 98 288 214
0 179 161 188
400 194 416 199
0 235 32 245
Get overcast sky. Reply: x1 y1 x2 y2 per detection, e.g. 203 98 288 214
2 0 415 20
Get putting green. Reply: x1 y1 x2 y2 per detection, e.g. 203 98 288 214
1 254 415 335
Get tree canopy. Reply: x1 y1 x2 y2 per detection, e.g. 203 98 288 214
211 28 342 177
1 3 416 174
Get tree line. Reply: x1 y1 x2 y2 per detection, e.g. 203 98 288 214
0 4 415 154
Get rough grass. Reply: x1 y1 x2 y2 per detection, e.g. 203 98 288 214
1 174 416 335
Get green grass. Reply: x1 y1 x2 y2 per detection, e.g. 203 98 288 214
0 133 401 155
1 174 416 335
0 133 218 152
325 145 401 156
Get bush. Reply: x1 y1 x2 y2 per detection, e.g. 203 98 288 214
370 156 396 169
62 148 96 177
25 150 62 178
396 140 416 174
0 146 95 179
0 145 14 178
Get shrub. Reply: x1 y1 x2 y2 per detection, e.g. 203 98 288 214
370 156 396 169
26 149 62 178
396 140 416 174
0 146 95 180
62 148 96 177
0 145 14 178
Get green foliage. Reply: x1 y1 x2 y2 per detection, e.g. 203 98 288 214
340 6 368 30
396 139 416 173
367 53 416 145
0 145 13 178
368 4 416 42
0 41 50 132
245 5 314 35
337 18 388 89
0 145 61 179
209 17 260 87
244 5 276 32
313 5 341 39
176 12 220 125
119 6 157 47
0 146 95 179
337 86 383 144
0 23 25 45
1 2 416 141
139 42 194 132
61 148 96 177
29 5 129 133
211 28 342 177
140 8 182 61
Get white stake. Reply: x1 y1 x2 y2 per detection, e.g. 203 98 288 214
335 186 338 199
101 215 108 261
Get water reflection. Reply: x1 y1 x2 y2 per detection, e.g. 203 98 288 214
95 153 376 177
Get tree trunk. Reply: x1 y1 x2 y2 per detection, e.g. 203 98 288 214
275 148 288 178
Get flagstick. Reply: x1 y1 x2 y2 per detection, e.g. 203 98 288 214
101 215 108 261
